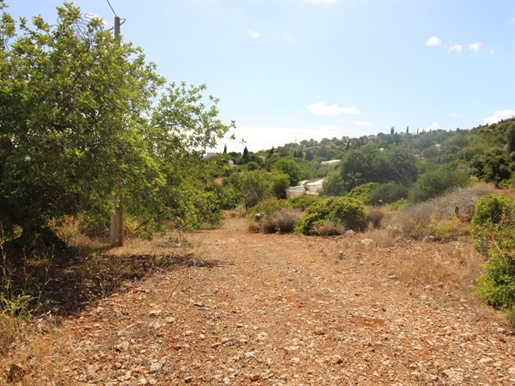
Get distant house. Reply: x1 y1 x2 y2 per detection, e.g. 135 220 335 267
285 185 306 199
285 178 325 199
321 159 340 167
203 152 218 159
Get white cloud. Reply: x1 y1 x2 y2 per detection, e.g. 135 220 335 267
468 42 482 52
490 49 495 55
217 125 350 152
483 109 515 125
286 34 293 43
426 36 441 46
448 44 463 53
353 121 374 127
307 102 359 116
246 30 260 39
448 113 458 117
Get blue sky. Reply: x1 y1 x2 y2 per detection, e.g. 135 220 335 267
6 0 515 153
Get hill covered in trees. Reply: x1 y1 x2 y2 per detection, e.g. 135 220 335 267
205 118 515 210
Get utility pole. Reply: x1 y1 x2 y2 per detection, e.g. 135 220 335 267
110 15 123 247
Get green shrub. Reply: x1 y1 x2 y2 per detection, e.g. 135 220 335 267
296 197 367 235
288 195 320 211
270 171 290 199
248 198 292 217
408 165 470 203
246 161 261 171
369 182 409 206
347 182 379 205
471 193 515 253
474 236 515 327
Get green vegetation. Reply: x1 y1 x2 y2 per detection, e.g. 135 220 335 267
473 194 515 326
4 1 515 330
0 3 234 253
296 197 367 235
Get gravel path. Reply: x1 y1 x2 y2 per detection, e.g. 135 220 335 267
2 217 514 385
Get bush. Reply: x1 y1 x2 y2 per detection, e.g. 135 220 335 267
315 221 346 236
472 193 515 254
391 185 494 240
347 182 379 205
246 161 261 171
408 165 470 203
260 209 300 234
369 182 409 206
296 197 367 235
474 236 515 327
288 195 320 211
271 171 290 199
248 198 292 217
366 207 385 229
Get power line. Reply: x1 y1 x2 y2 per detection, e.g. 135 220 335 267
106 0 118 17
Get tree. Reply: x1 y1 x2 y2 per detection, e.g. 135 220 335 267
507 122 515 153
0 3 234 251
408 164 469 203
243 146 249 161
271 171 290 199
238 171 272 209
223 144 227 154
271 158 306 186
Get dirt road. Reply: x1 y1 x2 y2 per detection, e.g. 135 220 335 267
2 217 514 385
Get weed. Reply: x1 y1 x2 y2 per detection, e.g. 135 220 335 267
366 207 385 229
315 221 346 236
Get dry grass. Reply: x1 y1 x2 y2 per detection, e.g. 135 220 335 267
366 207 385 229
315 220 346 236
1 184 511 384
387 183 497 240
247 209 301 234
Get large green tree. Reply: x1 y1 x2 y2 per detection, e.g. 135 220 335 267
0 3 233 249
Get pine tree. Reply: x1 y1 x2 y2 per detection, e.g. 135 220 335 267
223 144 227 154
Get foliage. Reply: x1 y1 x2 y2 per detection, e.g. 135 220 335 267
408 164 469 203
288 195 320 211
369 182 409 206
320 169 345 197
248 198 291 217
246 161 261 171
392 184 495 240
296 197 367 235
347 182 379 205
271 158 307 186
471 193 515 254
0 3 233 252
221 183 241 210
237 171 272 210
253 209 300 234
338 144 419 193
475 237 515 327
270 171 290 199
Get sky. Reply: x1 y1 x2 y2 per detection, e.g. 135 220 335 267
5 0 515 153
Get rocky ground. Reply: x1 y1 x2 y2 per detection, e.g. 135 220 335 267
1 217 514 385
